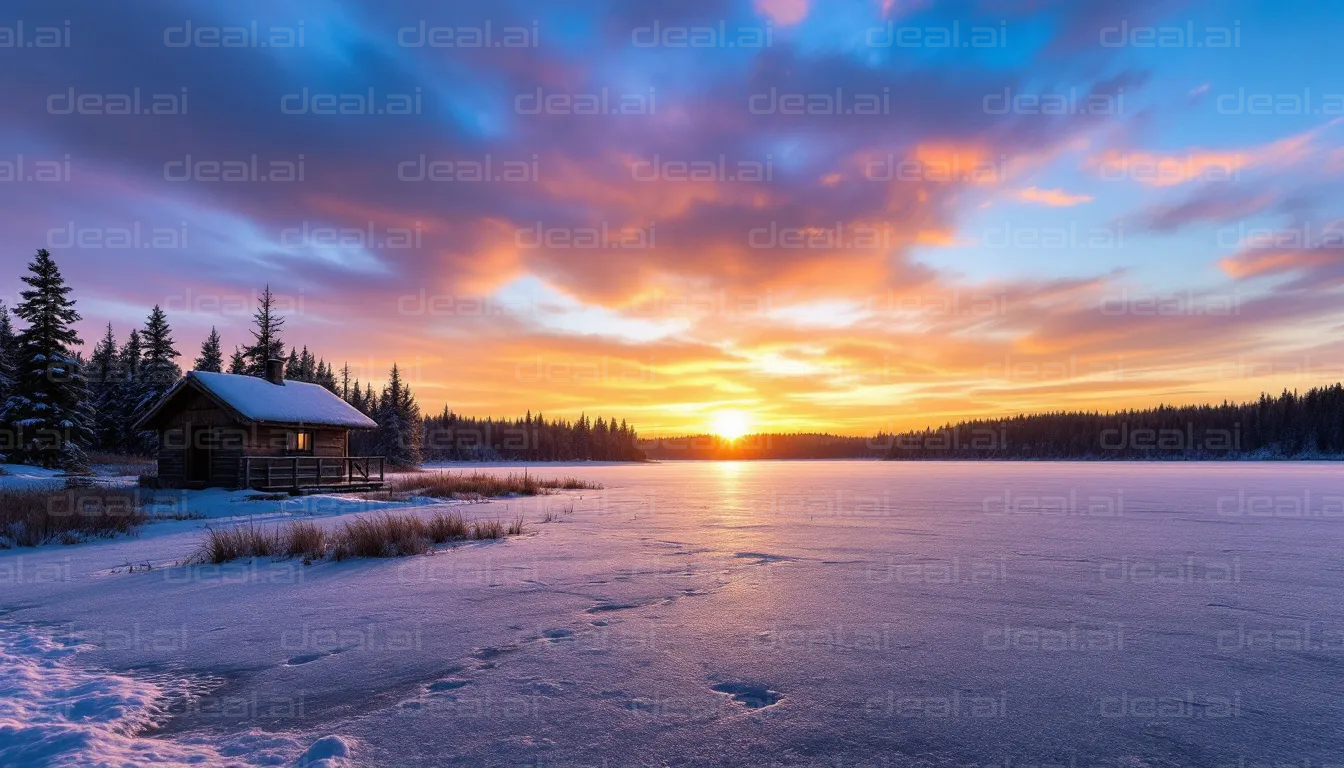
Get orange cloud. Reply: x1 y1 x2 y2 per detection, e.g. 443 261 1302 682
1219 250 1334 279
1091 126 1323 186
910 143 1003 185
1016 187 1094 207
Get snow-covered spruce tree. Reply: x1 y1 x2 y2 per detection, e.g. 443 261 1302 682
2 249 94 470
194 326 223 372
372 363 422 468
88 323 120 451
133 305 181 452
242 285 285 377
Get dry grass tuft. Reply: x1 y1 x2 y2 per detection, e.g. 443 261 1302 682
331 514 432 560
191 510 514 564
386 471 602 499
471 519 504 540
284 521 328 560
506 516 525 536
425 510 469 541
0 486 149 547
195 524 281 563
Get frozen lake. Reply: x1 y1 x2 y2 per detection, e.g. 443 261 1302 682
4 460 1344 766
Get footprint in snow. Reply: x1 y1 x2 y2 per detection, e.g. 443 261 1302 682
712 682 782 709
585 602 641 614
472 644 521 661
734 552 795 565
285 646 353 666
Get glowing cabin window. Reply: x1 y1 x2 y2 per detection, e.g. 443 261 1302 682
288 430 313 453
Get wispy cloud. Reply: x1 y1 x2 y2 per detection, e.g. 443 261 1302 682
2 0 1342 434
1016 187 1094 207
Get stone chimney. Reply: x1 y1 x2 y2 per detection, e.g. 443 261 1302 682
265 358 285 385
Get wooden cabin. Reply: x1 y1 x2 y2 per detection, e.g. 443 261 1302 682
134 360 384 492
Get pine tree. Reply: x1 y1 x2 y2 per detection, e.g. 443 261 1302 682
194 326 223 372
89 324 117 386
242 285 285 376
372 363 422 468
593 417 609 461
0 304 16 410
2 249 93 469
316 360 337 392
111 330 143 454
140 306 181 386
117 331 143 381
339 363 351 400
285 346 300 380
134 305 181 452
227 345 247 375
89 324 120 450
348 379 364 412
298 346 315 382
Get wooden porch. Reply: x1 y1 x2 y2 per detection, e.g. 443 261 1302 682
240 456 386 493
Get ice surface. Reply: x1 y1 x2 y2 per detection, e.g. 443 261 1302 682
2 461 1344 766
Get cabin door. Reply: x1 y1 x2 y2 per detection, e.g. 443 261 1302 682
186 425 214 483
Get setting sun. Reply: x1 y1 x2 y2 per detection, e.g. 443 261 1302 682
710 410 753 441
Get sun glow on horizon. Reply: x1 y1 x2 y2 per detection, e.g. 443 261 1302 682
710 410 753 441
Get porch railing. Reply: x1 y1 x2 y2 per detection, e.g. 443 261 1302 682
240 456 386 491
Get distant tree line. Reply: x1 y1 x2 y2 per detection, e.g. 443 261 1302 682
641 433 885 460
421 409 646 462
640 391 1344 462
0 249 647 470
882 390 1344 459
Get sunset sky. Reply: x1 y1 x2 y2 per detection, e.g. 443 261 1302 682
3 0 1343 436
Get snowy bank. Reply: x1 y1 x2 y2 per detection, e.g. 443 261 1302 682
0 623 352 766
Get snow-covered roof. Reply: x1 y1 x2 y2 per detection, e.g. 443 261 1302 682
136 371 378 430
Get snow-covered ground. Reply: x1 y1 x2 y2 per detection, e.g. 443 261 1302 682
0 464 68 489
3 461 1344 766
